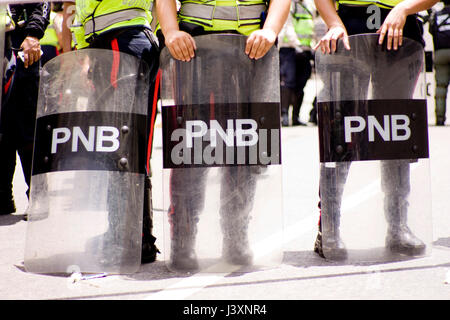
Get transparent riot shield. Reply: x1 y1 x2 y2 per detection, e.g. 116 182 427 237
315 34 432 262
160 34 283 272
24 49 149 274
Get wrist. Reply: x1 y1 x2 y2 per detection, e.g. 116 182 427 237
164 27 181 38
393 2 411 16
262 27 278 38
328 22 346 30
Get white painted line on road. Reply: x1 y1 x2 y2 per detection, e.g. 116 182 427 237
146 270 236 300
342 178 380 212
147 134 320 300
145 210 323 301
146 151 426 300
145 215 315 300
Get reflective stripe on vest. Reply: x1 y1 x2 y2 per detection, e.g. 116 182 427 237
291 2 313 46
337 0 403 9
179 3 267 22
83 8 150 36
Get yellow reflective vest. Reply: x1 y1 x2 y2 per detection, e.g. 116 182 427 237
75 0 154 43
291 1 314 47
337 0 403 9
178 0 268 35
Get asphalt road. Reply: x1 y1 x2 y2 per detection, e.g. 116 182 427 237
1 75 450 302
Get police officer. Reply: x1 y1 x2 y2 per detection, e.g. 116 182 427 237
0 2 49 216
279 6 302 126
292 0 314 126
156 0 291 270
63 0 160 263
429 0 450 125
279 0 315 127
313 0 438 259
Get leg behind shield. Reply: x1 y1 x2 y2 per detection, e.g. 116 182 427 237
291 93 302 126
84 172 143 268
0 138 16 215
380 160 426 256
280 86 292 127
313 62 369 260
292 52 312 126
219 166 260 266
371 48 426 256
314 162 351 260
168 168 208 271
434 61 449 125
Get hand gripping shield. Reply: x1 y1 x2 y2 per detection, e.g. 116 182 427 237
315 34 432 262
24 49 149 274
160 34 283 272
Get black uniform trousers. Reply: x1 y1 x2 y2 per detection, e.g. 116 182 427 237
0 57 40 208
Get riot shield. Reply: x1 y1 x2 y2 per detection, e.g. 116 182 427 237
24 49 149 274
315 34 432 262
160 34 283 272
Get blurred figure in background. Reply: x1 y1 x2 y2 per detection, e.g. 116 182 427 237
279 0 315 127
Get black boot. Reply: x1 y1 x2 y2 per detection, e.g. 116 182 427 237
281 111 289 127
291 94 305 126
381 160 426 256
314 225 347 260
0 192 15 215
435 86 446 126
384 195 426 256
314 163 349 260
220 167 255 265
221 215 253 265
0 139 16 215
313 222 324 258
168 168 208 271
280 87 291 127
169 207 199 271
141 175 160 264
319 209 347 261
309 97 318 125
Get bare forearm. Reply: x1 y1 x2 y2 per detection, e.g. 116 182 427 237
245 0 290 59
314 0 344 28
156 0 196 61
378 0 440 49
156 0 180 35
395 0 440 15
263 0 291 35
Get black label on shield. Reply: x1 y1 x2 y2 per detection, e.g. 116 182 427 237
32 111 147 175
162 103 281 168
318 99 429 162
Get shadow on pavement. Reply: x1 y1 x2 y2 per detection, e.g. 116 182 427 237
282 249 430 268
433 237 450 248
0 213 26 226
131 260 189 281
